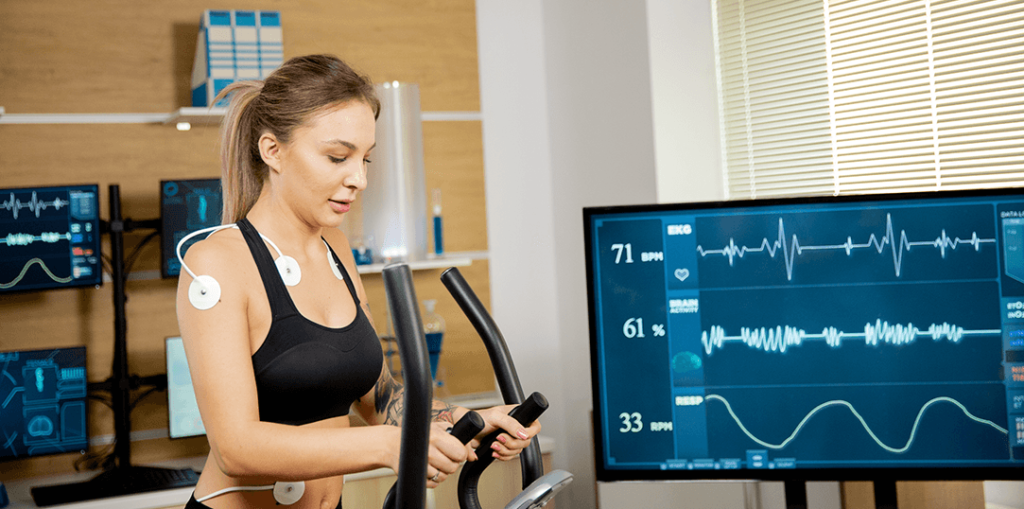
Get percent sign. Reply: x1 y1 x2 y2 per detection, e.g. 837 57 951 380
652 324 666 336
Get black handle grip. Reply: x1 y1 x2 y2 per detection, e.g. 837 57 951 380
457 393 548 509
383 410 485 509
450 410 485 444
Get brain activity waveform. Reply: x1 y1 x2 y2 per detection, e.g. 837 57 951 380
701 320 1000 355
0 258 72 289
1 192 69 220
1 232 71 246
695 214 995 280
705 394 1007 453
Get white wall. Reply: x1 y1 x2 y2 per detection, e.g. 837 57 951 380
477 1 1022 508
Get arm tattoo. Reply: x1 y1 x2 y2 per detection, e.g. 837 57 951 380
431 401 456 425
375 369 405 426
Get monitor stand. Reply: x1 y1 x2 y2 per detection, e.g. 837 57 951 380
874 480 898 509
30 185 199 507
785 480 808 509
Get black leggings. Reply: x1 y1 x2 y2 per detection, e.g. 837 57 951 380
184 492 342 509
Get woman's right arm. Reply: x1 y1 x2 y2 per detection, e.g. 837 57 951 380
176 236 401 481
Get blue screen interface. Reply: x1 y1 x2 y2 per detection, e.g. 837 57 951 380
161 179 222 278
586 192 1024 476
0 347 88 460
165 336 206 439
0 185 102 293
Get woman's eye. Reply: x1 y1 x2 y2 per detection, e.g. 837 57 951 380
364 158 373 164
328 156 347 164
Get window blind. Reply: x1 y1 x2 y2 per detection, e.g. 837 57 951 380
713 0 1024 199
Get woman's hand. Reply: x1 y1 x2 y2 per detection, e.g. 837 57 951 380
473 405 542 461
425 422 470 488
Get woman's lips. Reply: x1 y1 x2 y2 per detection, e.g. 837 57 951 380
329 200 350 213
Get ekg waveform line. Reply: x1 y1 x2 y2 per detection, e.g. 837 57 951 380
705 394 1008 453
0 258 72 289
1 192 70 220
0 232 71 246
695 214 995 280
701 320 1001 355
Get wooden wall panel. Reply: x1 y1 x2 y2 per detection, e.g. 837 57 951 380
0 0 490 480
0 0 479 113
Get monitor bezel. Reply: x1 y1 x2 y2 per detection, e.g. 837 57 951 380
584 187 1024 482
0 183 103 294
159 177 222 279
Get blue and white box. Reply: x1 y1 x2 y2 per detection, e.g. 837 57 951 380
191 10 283 107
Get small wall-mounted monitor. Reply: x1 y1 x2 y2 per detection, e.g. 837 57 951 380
1 184 102 293
0 347 88 461
160 178 222 278
165 336 206 439
584 188 1024 482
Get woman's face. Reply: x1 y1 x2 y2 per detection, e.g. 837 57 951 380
270 100 376 228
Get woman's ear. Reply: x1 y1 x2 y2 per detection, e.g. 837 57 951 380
258 132 283 173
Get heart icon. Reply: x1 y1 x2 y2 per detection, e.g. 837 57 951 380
674 268 690 282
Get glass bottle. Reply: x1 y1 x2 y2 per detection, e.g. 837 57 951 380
422 299 445 381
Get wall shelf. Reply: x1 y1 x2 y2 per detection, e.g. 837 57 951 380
112 251 488 282
0 106 481 125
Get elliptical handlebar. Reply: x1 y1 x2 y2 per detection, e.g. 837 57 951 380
382 263 433 509
439 268 545 485
456 393 549 509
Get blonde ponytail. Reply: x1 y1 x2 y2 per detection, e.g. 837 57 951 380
217 80 266 223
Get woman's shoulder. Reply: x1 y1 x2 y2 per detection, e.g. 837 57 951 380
180 226 253 281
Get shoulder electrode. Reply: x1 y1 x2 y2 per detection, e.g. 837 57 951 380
177 223 302 310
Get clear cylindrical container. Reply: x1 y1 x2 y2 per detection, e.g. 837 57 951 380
422 299 445 380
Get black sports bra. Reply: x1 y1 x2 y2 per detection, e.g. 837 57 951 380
237 219 383 426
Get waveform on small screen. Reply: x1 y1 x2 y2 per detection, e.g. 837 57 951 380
696 214 995 280
701 321 1001 355
1 192 70 220
0 258 72 289
705 394 1007 453
0 232 71 246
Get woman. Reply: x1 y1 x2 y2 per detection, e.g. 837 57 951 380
176 54 539 509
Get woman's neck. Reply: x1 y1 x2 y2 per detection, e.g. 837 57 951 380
244 189 325 260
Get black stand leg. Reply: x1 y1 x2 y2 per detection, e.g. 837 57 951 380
874 480 898 509
785 480 808 509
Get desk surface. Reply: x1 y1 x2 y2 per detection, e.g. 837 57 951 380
2 436 555 509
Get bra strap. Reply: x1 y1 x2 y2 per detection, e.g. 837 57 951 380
237 218 295 317
323 239 361 306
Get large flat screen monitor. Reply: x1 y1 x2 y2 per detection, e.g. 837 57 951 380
584 189 1024 481
0 347 88 461
1 184 102 293
160 178 222 278
165 336 206 439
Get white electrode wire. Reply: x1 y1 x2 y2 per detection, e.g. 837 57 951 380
175 224 239 279
175 223 287 279
195 485 274 503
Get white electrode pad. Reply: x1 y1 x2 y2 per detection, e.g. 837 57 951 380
273 481 305 505
188 275 222 310
275 255 301 286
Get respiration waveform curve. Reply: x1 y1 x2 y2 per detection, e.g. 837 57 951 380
0 232 71 246
0 258 72 289
1 192 70 220
701 321 1001 355
695 214 995 280
705 394 1008 453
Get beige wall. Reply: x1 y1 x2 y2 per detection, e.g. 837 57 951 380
0 0 494 480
